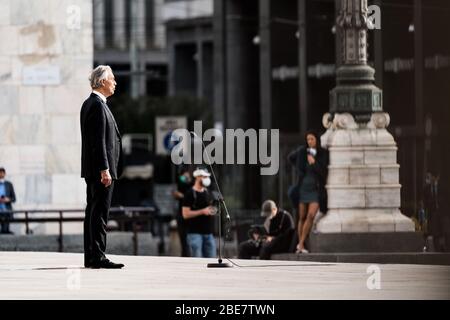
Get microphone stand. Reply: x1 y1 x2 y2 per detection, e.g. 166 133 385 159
207 197 231 268
190 131 231 268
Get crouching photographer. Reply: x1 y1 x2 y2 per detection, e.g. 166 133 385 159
238 200 294 260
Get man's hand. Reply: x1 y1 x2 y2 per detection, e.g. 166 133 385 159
173 191 184 200
265 236 274 242
100 169 112 187
0 197 10 203
307 154 315 165
203 206 215 216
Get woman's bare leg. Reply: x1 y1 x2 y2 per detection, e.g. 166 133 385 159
299 202 320 250
297 203 307 251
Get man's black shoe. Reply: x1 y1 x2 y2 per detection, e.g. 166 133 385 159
90 259 124 269
84 257 93 268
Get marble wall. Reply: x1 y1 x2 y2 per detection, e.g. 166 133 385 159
0 0 93 234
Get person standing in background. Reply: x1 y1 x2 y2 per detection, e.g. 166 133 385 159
423 171 445 251
288 131 329 254
182 168 216 258
173 166 193 257
0 167 16 234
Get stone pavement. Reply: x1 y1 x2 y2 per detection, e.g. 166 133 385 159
0 251 448 300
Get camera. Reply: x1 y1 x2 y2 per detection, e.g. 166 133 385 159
248 224 267 240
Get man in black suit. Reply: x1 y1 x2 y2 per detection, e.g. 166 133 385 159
80 65 124 269
0 167 16 234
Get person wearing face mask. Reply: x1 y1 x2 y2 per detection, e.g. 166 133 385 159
182 168 216 258
172 166 193 257
0 167 16 234
288 130 329 254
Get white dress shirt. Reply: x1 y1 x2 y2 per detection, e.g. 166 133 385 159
92 90 107 103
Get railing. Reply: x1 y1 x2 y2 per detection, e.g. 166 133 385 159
0 207 162 255
1 207 262 253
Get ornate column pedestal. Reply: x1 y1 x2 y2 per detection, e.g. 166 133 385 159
307 112 422 253
305 0 423 252
317 112 415 234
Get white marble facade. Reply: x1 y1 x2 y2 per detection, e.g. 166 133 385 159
317 113 415 233
0 0 93 234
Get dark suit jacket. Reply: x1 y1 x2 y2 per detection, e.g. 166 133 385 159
80 93 123 179
288 146 329 213
0 181 16 211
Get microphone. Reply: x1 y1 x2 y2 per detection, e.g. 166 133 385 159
307 147 317 157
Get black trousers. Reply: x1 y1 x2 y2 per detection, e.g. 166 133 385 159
0 212 12 233
176 214 190 257
238 230 294 260
84 178 114 263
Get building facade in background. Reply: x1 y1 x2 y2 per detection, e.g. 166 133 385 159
92 0 200 98
93 0 166 97
165 1 214 107
167 0 450 228
0 0 93 234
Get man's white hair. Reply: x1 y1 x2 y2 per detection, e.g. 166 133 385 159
89 65 113 89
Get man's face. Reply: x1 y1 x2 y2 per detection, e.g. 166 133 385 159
193 176 200 185
261 207 277 218
183 172 191 181
101 72 116 97
196 176 205 184
0 171 5 179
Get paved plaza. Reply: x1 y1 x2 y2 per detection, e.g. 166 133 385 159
0 251 448 300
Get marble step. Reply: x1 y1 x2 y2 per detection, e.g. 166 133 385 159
271 252 450 266
305 232 424 253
